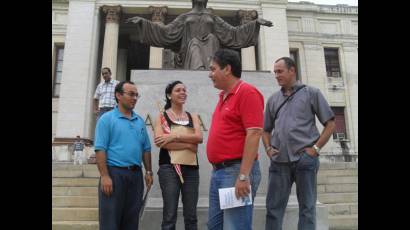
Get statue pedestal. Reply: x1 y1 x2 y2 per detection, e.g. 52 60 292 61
131 69 328 229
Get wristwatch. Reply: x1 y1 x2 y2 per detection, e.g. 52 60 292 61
265 146 273 153
312 144 321 154
238 174 249 181
146 171 153 176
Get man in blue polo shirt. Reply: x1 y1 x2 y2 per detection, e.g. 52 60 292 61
94 80 153 230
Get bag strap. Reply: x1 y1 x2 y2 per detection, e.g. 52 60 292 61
273 85 306 122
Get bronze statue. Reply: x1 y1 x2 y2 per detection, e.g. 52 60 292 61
126 0 273 70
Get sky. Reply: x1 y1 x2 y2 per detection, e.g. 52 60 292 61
288 0 358 6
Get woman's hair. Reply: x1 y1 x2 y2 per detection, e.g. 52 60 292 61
164 80 184 110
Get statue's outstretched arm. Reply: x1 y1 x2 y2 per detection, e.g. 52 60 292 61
124 15 183 49
125 16 146 24
256 18 273 27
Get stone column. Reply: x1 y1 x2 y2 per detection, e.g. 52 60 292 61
101 5 121 80
148 6 168 69
116 49 127 82
302 42 327 93
258 0 290 71
237 10 257 71
341 44 358 155
54 0 100 142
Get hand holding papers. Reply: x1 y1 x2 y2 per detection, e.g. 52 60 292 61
218 187 252 210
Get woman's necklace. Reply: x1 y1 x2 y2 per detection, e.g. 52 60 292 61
169 109 186 122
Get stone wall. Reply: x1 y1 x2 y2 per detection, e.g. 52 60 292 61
286 2 358 157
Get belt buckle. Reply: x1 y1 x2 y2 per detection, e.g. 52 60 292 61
127 165 134 170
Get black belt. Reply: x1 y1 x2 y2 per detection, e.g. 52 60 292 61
110 165 140 172
213 158 242 170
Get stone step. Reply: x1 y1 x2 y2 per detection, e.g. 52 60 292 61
53 164 358 178
52 166 83 178
51 162 357 170
326 203 358 215
325 183 358 193
139 202 329 230
52 187 98 196
329 214 358 230
317 174 328 184
53 178 99 187
53 164 100 178
51 199 330 229
317 176 358 185
327 176 358 184
320 162 358 170
52 221 98 230
317 183 358 193
318 193 358 204
318 169 358 177
53 196 98 208
53 208 98 221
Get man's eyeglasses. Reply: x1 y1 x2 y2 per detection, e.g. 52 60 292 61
123 91 141 99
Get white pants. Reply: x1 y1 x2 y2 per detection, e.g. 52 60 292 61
73 150 85 165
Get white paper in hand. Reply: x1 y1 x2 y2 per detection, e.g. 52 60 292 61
218 187 252 210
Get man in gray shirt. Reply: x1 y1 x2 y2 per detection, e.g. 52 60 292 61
262 57 336 230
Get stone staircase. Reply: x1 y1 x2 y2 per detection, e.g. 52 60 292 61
317 162 358 230
52 162 357 230
52 164 99 230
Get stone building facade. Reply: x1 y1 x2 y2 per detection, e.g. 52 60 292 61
52 0 358 162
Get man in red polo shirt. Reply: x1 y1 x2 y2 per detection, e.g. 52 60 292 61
206 48 264 229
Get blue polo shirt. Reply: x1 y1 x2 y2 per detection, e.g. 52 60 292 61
94 107 151 167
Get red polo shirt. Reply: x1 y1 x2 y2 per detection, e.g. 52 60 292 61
206 80 264 164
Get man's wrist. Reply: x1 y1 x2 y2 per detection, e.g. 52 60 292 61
265 146 273 153
313 144 321 155
238 173 249 181
145 170 153 176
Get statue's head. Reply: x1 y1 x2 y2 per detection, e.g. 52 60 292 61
192 0 208 8
237 10 258 25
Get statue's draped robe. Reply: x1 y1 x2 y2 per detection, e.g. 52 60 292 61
135 12 260 70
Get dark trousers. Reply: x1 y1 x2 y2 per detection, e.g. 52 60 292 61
265 152 320 230
99 166 144 230
97 107 114 120
158 164 199 230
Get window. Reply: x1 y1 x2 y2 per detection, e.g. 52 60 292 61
289 49 300 81
324 48 341 78
331 107 347 140
53 47 64 97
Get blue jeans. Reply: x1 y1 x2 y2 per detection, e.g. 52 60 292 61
158 164 199 230
208 160 261 230
265 152 320 230
97 107 114 120
99 166 144 230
